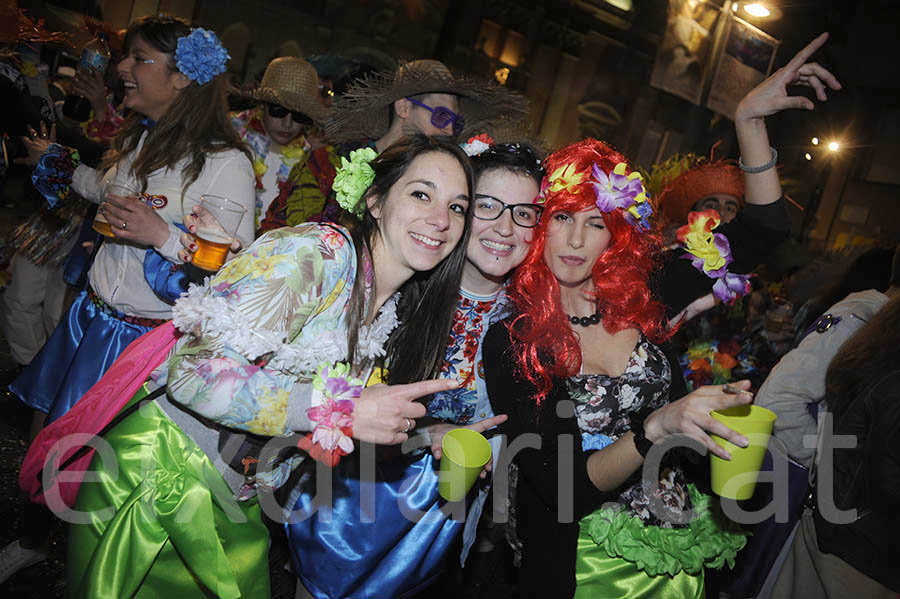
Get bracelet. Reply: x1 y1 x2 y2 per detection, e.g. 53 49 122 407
738 146 777 173
628 413 654 459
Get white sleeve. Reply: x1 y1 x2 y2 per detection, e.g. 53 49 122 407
157 151 256 263
71 163 105 203
201 151 257 251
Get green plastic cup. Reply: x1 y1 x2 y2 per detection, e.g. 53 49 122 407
438 429 492 502
710 405 777 500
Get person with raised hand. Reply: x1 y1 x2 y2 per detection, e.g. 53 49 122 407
55 134 474 597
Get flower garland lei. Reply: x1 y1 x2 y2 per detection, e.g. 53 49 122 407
333 147 378 219
174 28 229 85
296 362 363 466
234 107 309 224
676 210 752 304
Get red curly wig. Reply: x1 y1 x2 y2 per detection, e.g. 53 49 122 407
506 139 672 402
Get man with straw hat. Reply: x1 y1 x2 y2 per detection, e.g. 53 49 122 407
231 56 334 231
326 58 527 156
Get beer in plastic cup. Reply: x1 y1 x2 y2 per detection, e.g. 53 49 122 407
438 429 491 502
96 181 138 238
710 405 776 500
190 194 245 271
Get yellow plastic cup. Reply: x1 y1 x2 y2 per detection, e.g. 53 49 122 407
438 429 492 502
710 405 777 500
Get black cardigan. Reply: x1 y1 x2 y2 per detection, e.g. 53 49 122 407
482 198 790 597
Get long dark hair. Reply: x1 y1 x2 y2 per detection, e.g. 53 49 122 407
340 134 474 383
825 293 900 420
101 15 249 195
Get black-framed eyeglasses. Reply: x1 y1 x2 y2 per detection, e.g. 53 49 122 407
266 103 314 127
473 195 543 228
405 97 465 136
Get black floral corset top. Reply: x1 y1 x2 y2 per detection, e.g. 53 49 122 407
567 334 692 528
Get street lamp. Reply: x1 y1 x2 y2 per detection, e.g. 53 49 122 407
744 3 771 18
811 137 819 145
805 153 812 160
828 141 840 152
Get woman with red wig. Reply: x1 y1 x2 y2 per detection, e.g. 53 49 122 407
483 34 841 598
483 139 750 598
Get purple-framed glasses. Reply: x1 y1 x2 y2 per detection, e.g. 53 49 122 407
406 97 465 136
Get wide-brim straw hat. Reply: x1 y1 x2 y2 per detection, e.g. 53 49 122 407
246 56 331 125
325 59 528 143
656 159 745 224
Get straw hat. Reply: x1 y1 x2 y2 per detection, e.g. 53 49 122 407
325 58 528 143
247 56 331 124
656 159 745 224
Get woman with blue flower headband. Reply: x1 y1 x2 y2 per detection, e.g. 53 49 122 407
12 15 254 428
6 15 255 582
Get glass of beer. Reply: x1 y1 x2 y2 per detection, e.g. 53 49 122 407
190 194 246 271
95 180 138 237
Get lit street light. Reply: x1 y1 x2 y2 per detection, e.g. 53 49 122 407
744 3 771 17
828 141 840 152
811 137 819 145
805 153 812 160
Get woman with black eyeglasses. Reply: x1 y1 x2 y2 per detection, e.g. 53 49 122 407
230 56 334 232
287 137 545 599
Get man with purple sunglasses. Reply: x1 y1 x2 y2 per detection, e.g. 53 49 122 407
326 59 526 157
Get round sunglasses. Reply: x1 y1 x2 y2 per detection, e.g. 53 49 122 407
405 97 465 136
266 103 314 127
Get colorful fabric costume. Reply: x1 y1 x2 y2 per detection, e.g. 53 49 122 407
484 324 747 599
231 108 340 231
10 134 255 423
66 223 393 597
286 288 509 598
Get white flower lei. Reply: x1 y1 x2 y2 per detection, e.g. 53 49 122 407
172 283 400 377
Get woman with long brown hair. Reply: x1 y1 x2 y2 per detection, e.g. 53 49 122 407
12 15 255 426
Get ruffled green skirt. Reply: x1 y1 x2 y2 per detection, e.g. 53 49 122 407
574 485 747 598
68 387 271 598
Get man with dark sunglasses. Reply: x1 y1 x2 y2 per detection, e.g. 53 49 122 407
230 57 333 233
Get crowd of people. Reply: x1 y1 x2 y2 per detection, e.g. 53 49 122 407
0 12 896 599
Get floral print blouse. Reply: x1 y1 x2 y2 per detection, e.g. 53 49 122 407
568 334 692 528
428 289 506 425
163 223 398 489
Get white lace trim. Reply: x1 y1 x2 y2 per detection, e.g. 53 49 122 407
171 283 400 376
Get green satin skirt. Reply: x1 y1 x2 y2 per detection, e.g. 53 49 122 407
574 523 704 599
67 387 271 598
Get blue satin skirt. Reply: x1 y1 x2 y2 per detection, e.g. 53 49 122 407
286 451 467 599
10 290 154 424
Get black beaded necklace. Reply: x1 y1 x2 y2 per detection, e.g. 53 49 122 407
568 311 601 327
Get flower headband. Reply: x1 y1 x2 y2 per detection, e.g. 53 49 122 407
538 161 653 231
175 28 229 85
332 147 378 219
461 134 494 157
677 210 752 304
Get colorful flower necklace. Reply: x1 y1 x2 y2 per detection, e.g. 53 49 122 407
234 107 309 225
